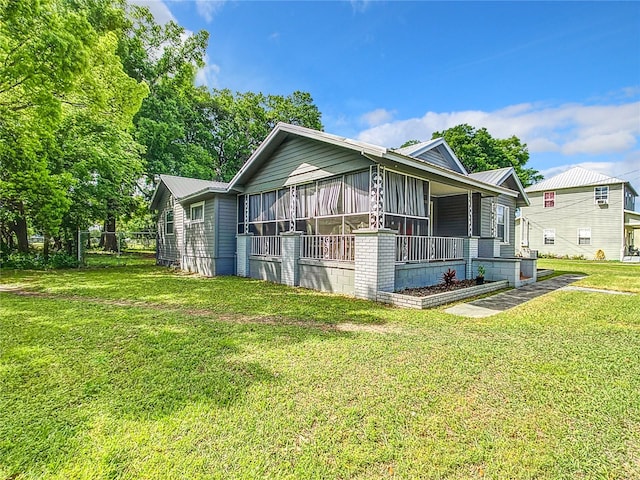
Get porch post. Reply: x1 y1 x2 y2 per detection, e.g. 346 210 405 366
467 190 473 237
280 231 302 287
354 228 396 301
236 233 253 277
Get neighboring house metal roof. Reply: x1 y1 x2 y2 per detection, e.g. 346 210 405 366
526 166 637 195
150 174 229 209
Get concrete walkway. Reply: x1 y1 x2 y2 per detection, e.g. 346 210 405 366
445 274 588 318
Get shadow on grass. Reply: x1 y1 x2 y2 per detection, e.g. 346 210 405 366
1 294 348 476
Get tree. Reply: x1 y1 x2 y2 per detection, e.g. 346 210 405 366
430 124 542 187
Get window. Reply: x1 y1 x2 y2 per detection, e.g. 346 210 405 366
165 211 174 235
578 228 591 245
594 186 609 204
543 191 555 208
543 229 555 245
496 205 509 243
189 201 204 222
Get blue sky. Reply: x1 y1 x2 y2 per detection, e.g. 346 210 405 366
136 0 640 186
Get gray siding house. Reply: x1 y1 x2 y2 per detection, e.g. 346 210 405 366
517 167 640 261
152 123 537 302
150 175 237 276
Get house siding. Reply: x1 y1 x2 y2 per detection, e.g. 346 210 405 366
156 188 182 265
215 195 237 275
243 136 373 193
182 198 216 275
414 147 464 173
523 184 625 260
498 194 516 258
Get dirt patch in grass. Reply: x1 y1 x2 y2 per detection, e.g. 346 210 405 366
399 279 490 297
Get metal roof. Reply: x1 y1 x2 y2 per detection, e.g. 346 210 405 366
526 167 632 193
467 167 514 186
159 174 229 199
395 139 442 156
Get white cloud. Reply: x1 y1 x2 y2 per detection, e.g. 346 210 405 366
360 108 395 127
129 0 176 24
195 62 221 89
357 101 640 155
196 0 226 22
541 155 640 185
350 0 371 13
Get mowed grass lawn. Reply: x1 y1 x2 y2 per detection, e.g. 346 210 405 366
1 257 639 479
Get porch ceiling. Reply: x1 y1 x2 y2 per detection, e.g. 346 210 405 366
430 182 470 197
625 210 640 228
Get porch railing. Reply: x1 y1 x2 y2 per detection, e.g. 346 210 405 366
301 235 355 262
251 235 281 257
395 235 464 263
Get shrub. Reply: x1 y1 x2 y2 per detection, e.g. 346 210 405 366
442 268 456 286
477 265 486 277
48 252 80 269
595 249 606 260
0 252 79 270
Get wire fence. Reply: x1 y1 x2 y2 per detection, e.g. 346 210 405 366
77 231 156 266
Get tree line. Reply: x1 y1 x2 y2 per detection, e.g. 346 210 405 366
0 0 322 255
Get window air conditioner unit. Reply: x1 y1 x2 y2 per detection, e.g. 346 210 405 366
596 199 608 205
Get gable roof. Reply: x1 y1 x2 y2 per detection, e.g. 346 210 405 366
468 167 530 206
394 138 468 174
526 166 637 195
227 123 519 198
150 174 229 209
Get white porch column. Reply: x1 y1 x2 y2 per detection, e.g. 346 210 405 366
354 228 396 301
280 231 302 286
236 233 253 277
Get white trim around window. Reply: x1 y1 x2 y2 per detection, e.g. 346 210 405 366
165 210 174 235
594 186 609 204
543 228 555 245
496 204 509 244
578 228 591 245
189 201 205 223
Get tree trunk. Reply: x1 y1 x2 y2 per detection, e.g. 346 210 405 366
98 220 107 248
43 234 50 260
103 214 118 252
13 214 29 253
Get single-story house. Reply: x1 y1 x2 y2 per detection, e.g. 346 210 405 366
151 123 537 301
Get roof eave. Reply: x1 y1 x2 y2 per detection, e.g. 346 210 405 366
382 151 518 197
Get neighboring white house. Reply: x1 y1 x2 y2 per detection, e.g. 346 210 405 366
152 123 538 302
517 166 640 261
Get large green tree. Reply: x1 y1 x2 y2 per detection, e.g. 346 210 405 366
431 124 542 187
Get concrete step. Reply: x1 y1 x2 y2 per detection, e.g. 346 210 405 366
537 269 554 278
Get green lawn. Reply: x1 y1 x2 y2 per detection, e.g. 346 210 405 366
1 258 639 479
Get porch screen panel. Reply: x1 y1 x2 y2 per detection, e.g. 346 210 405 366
406 177 426 217
263 191 277 221
317 177 343 216
385 171 405 214
249 194 261 222
344 171 369 214
296 183 317 218
276 189 290 219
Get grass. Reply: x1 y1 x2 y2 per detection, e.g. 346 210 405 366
1 256 639 479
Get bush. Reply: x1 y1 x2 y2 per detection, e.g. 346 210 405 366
595 249 606 260
0 252 79 270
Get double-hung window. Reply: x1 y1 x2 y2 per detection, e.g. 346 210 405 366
543 229 555 245
543 191 555 208
496 204 509 243
165 211 174 235
190 201 204 223
578 228 591 245
594 186 609 204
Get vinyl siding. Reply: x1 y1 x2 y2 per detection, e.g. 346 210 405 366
414 146 464 173
434 195 467 236
156 188 182 264
480 197 494 238
522 183 625 260
243 136 373 193
184 198 215 259
215 194 238 275
498 194 516 257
